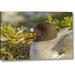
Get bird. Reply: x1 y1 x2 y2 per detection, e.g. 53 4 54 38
30 22 72 60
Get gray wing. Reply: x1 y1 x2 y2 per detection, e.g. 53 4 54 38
53 31 73 58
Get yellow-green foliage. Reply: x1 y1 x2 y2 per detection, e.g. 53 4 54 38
47 13 52 23
0 24 33 60
47 13 72 29
63 16 72 27
1 24 16 38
